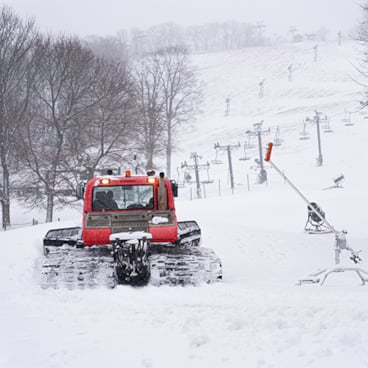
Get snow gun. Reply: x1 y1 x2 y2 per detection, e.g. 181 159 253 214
265 142 368 285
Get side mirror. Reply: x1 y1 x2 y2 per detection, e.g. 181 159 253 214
170 180 178 197
76 182 86 200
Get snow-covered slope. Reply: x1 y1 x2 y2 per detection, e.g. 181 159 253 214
2 40 368 368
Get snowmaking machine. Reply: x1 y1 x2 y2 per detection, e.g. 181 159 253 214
41 170 222 288
264 142 368 285
304 202 332 234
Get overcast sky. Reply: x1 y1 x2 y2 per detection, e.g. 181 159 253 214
2 0 363 37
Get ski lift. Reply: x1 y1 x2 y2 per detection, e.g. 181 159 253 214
211 144 223 165
263 127 271 136
244 133 256 149
273 126 284 146
201 161 214 184
304 202 332 234
299 121 310 140
342 110 353 126
321 115 333 133
239 143 251 161
225 97 231 116
175 167 186 188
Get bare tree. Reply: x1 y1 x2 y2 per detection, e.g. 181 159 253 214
156 46 203 177
68 59 137 177
84 35 129 62
146 23 185 50
19 35 104 222
18 36 137 222
131 56 166 170
111 21 267 57
0 6 37 229
131 46 202 176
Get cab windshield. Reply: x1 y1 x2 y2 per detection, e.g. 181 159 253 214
92 185 154 210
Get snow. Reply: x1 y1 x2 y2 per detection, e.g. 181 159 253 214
110 231 152 241
2 40 368 367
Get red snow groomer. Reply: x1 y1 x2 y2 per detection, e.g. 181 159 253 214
42 170 222 288
82 171 181 246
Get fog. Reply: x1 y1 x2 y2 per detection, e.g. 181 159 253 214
2 0 362 37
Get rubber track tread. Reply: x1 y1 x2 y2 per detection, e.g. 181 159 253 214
149 245 222 286
41 245 222 289
41 246 116 289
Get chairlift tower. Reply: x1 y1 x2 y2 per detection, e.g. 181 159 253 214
288 64 293 82
258 79 265 98
313 44 318 62
246 121 270 184
225 97 231 116
181 152 210 199
306 110 324 166
214 142 240 192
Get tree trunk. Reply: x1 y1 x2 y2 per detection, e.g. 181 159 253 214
45 192 54 223
1 200 10 230
166 128 172 178
146 150 154 171
1 160 11 229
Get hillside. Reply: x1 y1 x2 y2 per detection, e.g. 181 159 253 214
173 40 363 199
179 40 360 157
2 40 368 368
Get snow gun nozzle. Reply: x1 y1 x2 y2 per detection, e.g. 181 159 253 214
265 142 273 162
350 250 363 264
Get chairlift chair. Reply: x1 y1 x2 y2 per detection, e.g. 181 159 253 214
239 144 251 161
321 116 333 133
299 122 310 140
244 134 256 149
273 138 283 146
175 168 186 188
201 163 214 184
211 159 223 165
342 110 354 126
201 179 214 184
211 149 223 165
272 126 284 146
